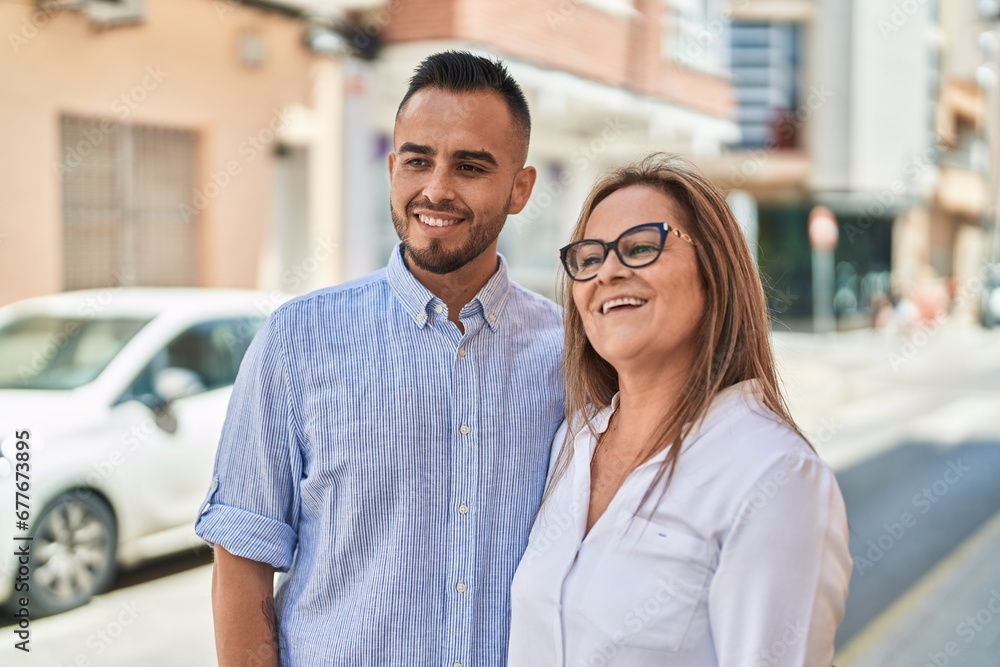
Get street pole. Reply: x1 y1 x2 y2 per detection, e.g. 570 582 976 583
727 190 759 266
809 205 839 334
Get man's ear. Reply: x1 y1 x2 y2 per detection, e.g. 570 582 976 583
507 166 537 215
387 151 397 183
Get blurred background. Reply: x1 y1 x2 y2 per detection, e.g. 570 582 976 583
0 0 999 664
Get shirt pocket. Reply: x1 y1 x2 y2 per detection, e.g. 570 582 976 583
579 517 713 652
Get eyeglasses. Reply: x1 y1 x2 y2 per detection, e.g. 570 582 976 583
559 222 695 282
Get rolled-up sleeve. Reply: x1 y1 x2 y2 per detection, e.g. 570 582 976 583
194 308 302 571
708 451 852 666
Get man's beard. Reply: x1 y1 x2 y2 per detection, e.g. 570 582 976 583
391 197 510 275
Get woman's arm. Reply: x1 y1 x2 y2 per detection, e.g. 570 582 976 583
708 451 852 666
212 544 279 667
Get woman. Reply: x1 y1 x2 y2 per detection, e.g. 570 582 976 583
508 154 851 666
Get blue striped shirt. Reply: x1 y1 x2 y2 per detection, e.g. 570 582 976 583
195 244 564 666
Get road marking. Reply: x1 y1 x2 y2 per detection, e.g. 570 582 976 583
835 506 1000 665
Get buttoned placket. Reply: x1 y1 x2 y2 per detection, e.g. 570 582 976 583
549 426 600 663
434 299 484 667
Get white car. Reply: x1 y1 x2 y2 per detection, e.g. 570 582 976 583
0 288 284 615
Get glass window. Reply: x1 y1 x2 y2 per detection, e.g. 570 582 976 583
665 0 727 71
0 316 150 390
729 21 803 149
121 317 262 402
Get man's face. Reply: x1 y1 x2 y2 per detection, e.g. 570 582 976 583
388 88 535 275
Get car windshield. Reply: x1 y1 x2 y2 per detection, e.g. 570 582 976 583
0 315 151 390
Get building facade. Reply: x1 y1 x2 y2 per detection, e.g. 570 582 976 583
2 0 737 307
702 0 995 327
0 0 366 307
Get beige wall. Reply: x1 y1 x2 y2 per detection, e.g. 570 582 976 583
0 0 325 306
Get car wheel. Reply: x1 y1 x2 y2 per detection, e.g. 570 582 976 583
29 492 117 615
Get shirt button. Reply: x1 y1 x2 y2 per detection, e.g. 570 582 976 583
459 424 470 435
458 503 469 514
417 313 426 322
456 582 466 593
435 304 444 314
454 663 462 667
458 347 466 358
488 313 496 323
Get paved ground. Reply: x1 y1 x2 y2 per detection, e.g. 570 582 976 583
6 560 217 665
775 325 1000 665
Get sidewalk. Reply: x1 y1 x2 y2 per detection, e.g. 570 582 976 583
772 323 1000 666
773 324 1000 469
23 563 215 666
835 508 1000 666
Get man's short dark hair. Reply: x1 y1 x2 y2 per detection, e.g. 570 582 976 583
396 51 531 164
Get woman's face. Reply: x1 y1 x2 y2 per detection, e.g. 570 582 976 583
572 184 706 374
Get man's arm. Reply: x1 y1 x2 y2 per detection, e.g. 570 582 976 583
212 544 279 667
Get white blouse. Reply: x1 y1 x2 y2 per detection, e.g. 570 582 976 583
508 381 851 667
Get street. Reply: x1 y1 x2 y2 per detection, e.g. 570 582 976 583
778 325 1000 664
2 325 999 665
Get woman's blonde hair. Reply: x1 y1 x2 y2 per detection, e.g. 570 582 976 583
547 153 806 510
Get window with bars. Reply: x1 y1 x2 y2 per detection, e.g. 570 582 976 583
60 115 199 290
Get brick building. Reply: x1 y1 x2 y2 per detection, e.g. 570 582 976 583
340 0 738 296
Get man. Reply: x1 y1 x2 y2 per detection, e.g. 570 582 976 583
195 51 565 667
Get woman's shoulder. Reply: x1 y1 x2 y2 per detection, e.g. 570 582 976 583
683 383 823 482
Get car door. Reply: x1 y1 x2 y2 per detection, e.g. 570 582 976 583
114 317 260 536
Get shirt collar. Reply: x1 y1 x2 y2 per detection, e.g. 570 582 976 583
469 252 512 332
590 393 621 435
385 243 512 331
